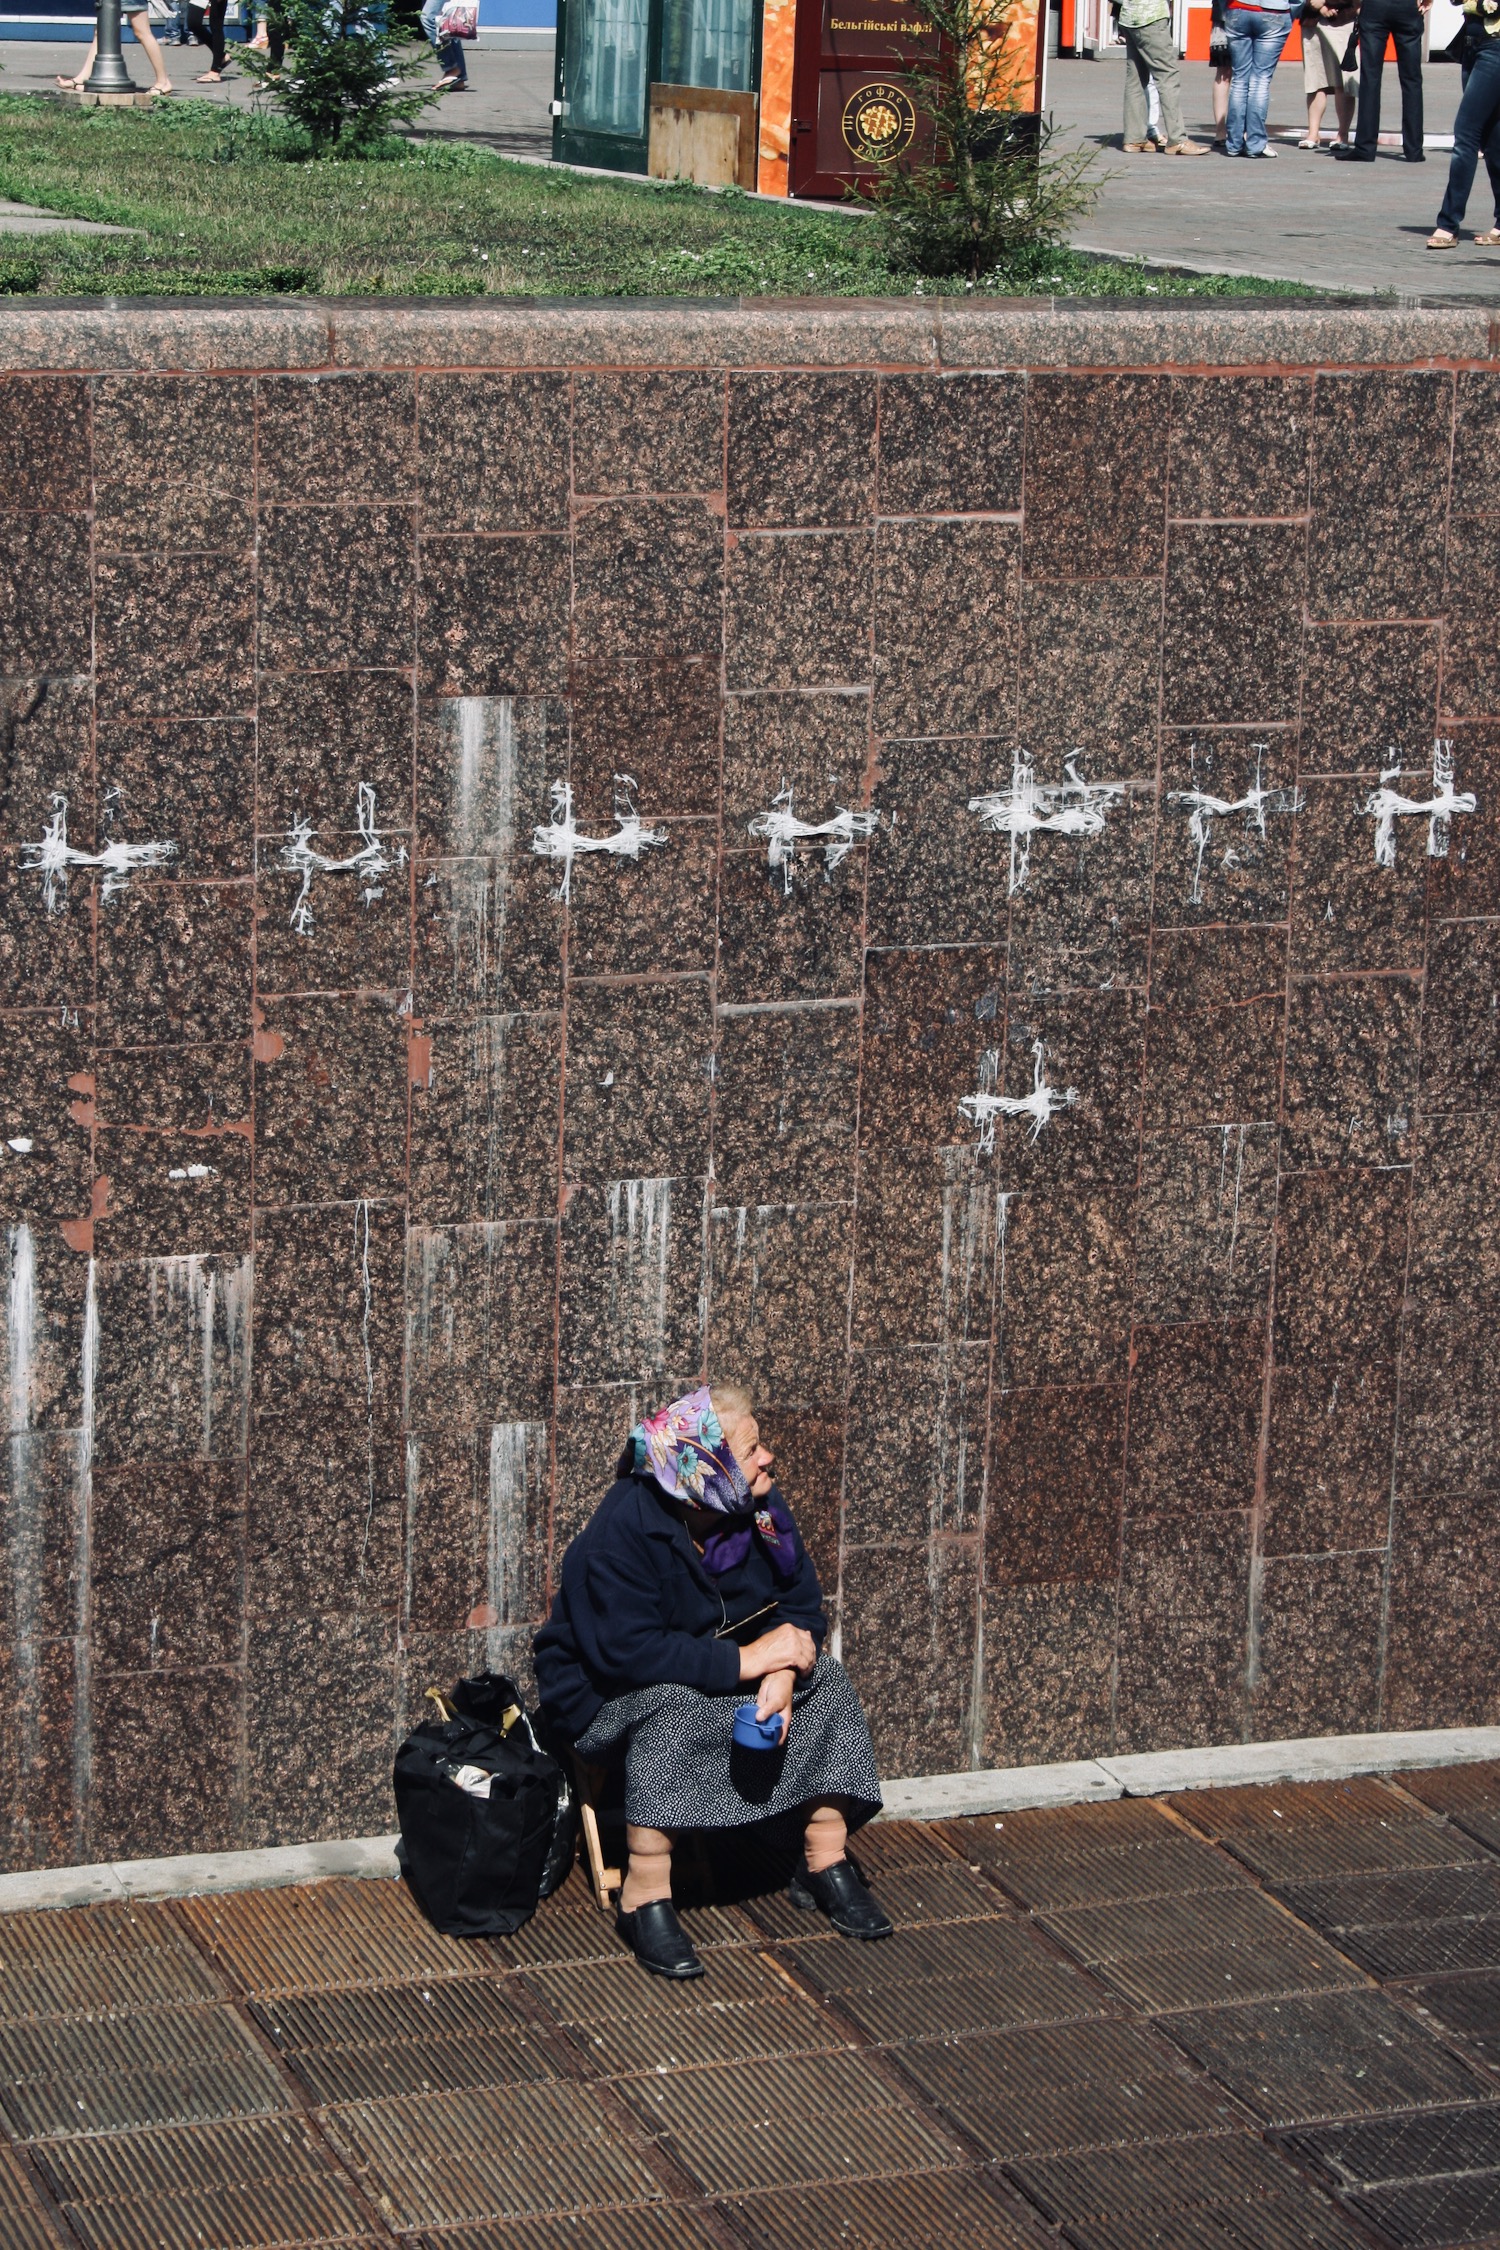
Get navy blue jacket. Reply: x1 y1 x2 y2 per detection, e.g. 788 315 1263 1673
532 1473 828 1741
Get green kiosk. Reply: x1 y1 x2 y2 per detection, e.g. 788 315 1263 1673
552 0 761 172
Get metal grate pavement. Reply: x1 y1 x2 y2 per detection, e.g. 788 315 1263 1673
0 1769 1497 2250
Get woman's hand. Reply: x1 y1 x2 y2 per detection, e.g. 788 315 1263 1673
755 1666 795 1745
738 1622 816 1681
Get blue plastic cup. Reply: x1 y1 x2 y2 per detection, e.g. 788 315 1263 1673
732 1702 785 1750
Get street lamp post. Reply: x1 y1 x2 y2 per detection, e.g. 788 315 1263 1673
83 0 140 95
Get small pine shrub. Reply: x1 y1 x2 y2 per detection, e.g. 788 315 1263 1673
242 0 439 158
856 0 1098 282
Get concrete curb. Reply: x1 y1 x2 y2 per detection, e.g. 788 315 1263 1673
2 1725 1495 1914
0 1835 403 1915
882 1724 1500 1823
879 1759 1124 1820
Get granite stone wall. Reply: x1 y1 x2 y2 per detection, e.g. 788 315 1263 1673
2 301 1498 1873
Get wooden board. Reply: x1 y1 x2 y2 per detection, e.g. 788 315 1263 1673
648 83 760 190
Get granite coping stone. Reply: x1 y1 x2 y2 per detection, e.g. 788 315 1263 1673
0 299 335 370
0 297 1495 372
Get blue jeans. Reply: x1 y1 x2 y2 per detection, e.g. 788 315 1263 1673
420 0 465 79
1437 32 1500 233
1225 6 1292 154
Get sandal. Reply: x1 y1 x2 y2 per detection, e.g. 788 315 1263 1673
1475 227 1500 244
1426 228 1459 247
55 73 86 87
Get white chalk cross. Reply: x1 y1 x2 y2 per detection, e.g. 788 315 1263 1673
280 783 406 936
960 1038 1078 1155
748 784 878 896
23 794 177 914
1166 750 1303 907
968 751 1127 896
1364 740 1477 869
532 774 667 903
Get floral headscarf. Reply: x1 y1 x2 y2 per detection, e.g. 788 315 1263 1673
626 1386 800 1580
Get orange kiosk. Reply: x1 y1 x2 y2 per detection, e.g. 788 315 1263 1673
756 0 1046 195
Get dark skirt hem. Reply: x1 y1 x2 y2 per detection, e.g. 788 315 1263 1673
572 1654 883 1833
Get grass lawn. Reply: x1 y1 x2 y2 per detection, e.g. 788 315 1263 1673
0 92 1317 298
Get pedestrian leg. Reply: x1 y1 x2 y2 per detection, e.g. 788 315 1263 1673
1137 14 1190 143
1121 25 1154 144
193 0 226 73
1244 8 1292 153
1225 14 1254 151
1354 9 1385 153
187 1 213 68
1244 46 1273 150
1434 36 1500 235
57 36 94 83
1391 3 1424 157
1481 83 1500 225
124 6 175 88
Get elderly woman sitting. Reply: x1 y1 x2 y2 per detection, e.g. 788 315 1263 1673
533 1384 890 1980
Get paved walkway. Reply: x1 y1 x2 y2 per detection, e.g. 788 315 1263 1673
2 35 1496 293
0 1762 1496 2248
0 197 134 234
0 30 554 160
1047 54 1496 298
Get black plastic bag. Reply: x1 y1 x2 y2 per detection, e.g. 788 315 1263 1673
451 1670 579 1900
393 1671 566 1938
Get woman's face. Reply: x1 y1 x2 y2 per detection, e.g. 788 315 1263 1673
722 1411 775 1499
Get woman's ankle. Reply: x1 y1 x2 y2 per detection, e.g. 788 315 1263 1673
620 1824 673 1914
618 1873 672 1912
804 1802 849 1874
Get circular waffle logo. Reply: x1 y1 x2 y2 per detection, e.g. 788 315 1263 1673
841 80 916 163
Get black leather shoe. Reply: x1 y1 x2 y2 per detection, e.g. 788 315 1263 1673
615 1898 705 1980
1333 145 1375 160
788 1855 894 1940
